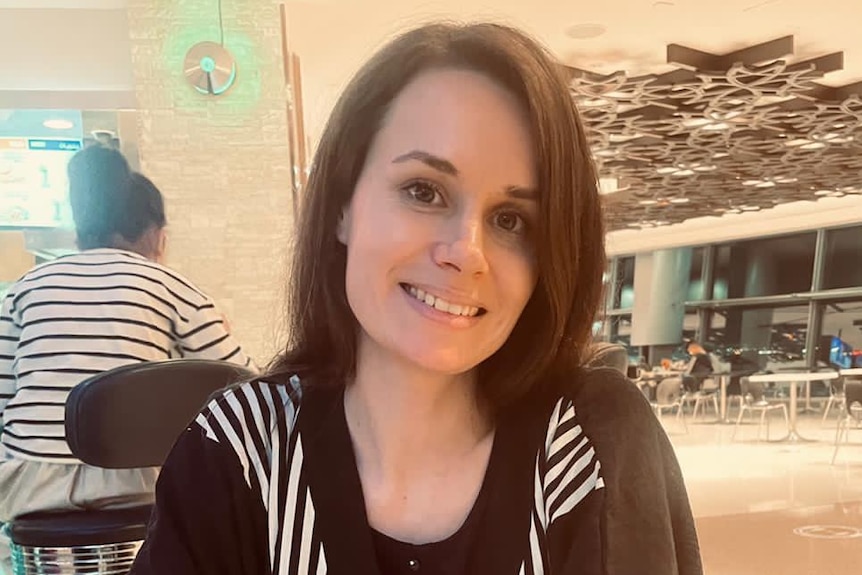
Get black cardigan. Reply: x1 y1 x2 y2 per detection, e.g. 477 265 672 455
130 369 702 575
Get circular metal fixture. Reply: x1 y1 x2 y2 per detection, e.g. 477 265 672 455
183 41 237 96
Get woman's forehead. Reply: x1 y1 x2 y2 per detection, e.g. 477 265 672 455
369 68 536 186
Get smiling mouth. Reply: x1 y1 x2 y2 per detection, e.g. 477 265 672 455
400 283 486 318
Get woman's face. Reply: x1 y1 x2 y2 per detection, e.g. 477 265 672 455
338 68 539 376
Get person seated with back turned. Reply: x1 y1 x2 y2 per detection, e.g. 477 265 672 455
682 342 713 395
130 22 701 575
0 145 256 573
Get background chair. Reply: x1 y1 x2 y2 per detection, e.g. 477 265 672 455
822 376 847 426
831 381 862 465
652 377 688 433
586 342 629 375
685 352 725 421
5 359 255 575
732 376 789 442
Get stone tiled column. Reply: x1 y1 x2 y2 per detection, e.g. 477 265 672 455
126 0 293 365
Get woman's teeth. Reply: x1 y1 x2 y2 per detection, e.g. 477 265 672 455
406 285 480 317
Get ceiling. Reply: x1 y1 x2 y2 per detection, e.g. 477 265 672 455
0 110 83 138
6 0 860 231
280 0 862 229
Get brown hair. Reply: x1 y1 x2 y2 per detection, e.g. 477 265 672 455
268 22 605 411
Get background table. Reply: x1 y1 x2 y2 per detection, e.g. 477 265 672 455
748 371 839 441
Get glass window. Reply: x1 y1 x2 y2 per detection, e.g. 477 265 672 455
615 256 635 309
683 310 700 343
817 300 862 368
823 225 862 290
712 232 816 299
610 313 632 348
708 304 810 369
686 247 706 301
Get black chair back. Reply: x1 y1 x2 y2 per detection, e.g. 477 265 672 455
65 359 256 469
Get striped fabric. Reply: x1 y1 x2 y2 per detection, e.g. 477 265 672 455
521 398 604 575
194 376 328 575
194 380 602 575
0 248 254 463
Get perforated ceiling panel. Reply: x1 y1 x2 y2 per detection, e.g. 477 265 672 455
568 36 862 230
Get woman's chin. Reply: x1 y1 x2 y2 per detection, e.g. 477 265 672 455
401 348 484 377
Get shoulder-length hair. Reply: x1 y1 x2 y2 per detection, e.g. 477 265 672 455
268 22 605 411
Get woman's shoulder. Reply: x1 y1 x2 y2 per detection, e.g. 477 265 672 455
544 367 651 421
536 367 658 452
193 375 305 447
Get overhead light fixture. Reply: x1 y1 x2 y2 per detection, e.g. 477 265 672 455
578 96 613 108
669 197 690 204
43 119 74 130
701 122 731 131
594 148 618 158
800 142 828 150
564 23 607 39
598 177 621 195
638 199 658 205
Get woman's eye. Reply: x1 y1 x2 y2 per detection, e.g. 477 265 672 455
494 211 526 234
403 181 444 205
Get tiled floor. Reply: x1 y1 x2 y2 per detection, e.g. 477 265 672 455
665 406 862 574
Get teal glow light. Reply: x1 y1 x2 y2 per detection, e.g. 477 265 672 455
200 56 216 73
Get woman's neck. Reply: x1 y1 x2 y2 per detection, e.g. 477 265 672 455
344 337 493 483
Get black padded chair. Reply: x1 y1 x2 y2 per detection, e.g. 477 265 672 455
5 359 256 575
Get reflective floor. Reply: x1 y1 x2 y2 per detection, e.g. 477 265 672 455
667 406 862 575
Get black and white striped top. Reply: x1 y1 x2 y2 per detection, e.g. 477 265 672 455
0 248 254 463
130 375 608 575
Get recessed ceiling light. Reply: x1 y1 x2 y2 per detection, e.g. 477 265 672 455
594 148 618 158
693 164 717 172
669 197 690 204
43 119 74 130
639 199 658 205
564 23 607 40
800 141 827 150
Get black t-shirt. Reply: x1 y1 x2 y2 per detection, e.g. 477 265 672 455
370 436 494 575
371 494 486 574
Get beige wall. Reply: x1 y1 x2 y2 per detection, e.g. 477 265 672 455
126 0 293 365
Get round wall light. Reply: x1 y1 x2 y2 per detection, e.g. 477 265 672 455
183 41 237 96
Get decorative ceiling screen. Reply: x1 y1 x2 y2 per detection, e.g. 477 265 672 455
567 36 862 230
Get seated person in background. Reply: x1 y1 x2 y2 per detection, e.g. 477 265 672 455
682 341 713 394
0 145 255 572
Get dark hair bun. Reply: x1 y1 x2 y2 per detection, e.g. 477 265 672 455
68 146 132 249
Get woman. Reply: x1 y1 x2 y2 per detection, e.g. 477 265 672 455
0 146 255 573
130 23 701 575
